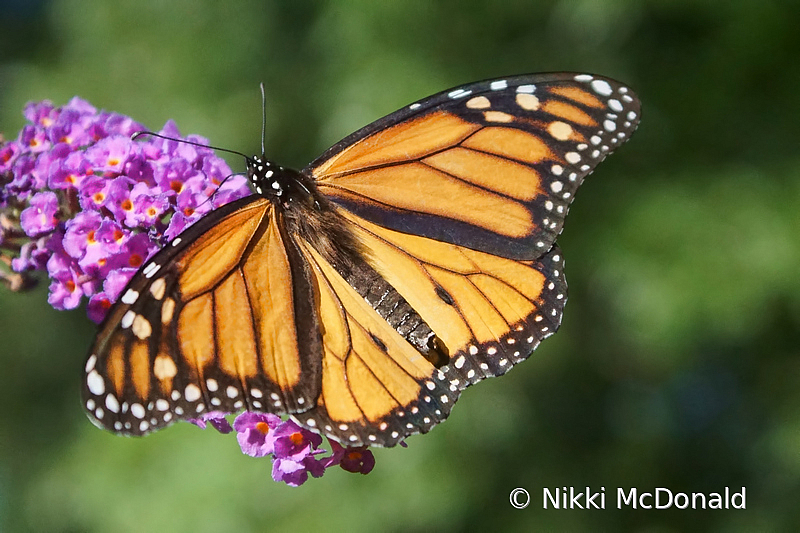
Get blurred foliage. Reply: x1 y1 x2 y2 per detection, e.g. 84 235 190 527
1 0 798 531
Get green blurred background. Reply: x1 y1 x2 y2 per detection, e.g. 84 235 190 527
1 0 798 531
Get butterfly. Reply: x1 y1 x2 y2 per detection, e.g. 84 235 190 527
83 73 640 447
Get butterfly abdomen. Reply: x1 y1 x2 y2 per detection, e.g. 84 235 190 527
344 258 448 367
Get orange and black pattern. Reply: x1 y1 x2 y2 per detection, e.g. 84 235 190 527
83 73 640 447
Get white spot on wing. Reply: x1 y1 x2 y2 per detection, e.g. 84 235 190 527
120 310 135 329
131 403 145 419
105 394 120 413
144 264 161 279
448 88 472 99
590 79 613 96
121 289 138 305
87 370 105 395
185 384 201 402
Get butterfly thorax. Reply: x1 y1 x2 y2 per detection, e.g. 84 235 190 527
246 154 359 272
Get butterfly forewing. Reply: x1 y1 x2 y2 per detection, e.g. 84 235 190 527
83 198 324 435
308 73 640 260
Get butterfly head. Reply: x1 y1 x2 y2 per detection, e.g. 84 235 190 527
246 154 321 211
246 155 286 197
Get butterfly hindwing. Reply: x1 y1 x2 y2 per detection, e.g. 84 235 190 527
291 239 457 447
335 209 568 389
308 73 640 260
83 197 324 435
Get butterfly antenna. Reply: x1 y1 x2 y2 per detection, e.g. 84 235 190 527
132 131 252 161
260 83 267 157
132 131 255 206
195 171 247 209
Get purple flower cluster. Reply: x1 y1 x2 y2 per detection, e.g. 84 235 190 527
193 411 375 486
0 98 250 322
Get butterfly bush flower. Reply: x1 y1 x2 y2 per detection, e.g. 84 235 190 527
193 410 371 486
187 411 233 434
232 413 359 486
0 97 250 315
1 97 378 486
234 412 283 457
328 440 376 475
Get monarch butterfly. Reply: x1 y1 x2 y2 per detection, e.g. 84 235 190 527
83 73 640 447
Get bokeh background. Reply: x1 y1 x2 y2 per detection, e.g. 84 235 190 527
1 0 799 531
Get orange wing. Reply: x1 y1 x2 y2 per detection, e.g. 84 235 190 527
290 239 457 447
307 73 640 260
83 197 323 435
